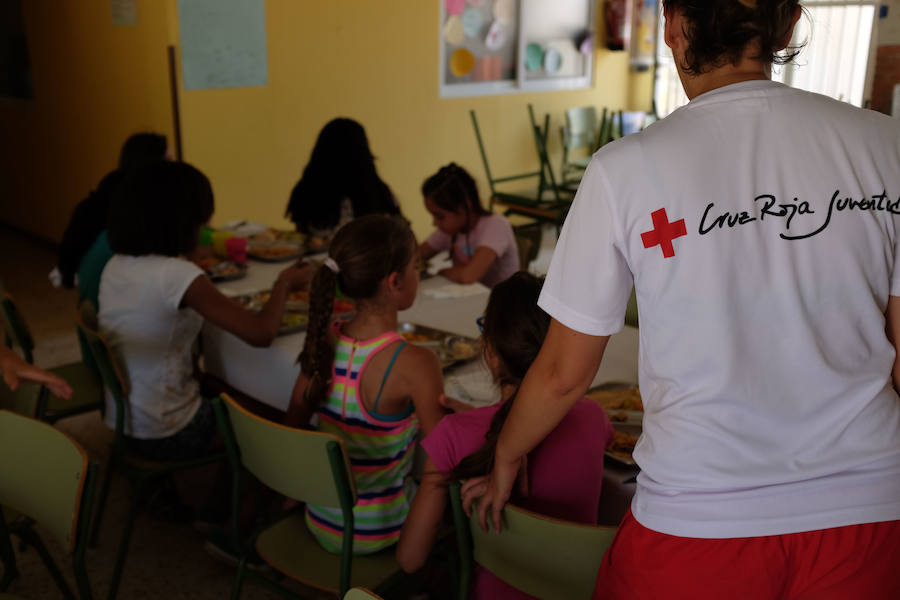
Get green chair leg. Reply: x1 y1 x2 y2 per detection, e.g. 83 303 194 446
230 558 248 600
107 491 142 600
90 460 116 546
17 526 77 599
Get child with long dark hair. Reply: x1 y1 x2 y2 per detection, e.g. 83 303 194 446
418 163 519 287
58 132 169 297
285 215 445 555
396 272 613 597
285 118 402 241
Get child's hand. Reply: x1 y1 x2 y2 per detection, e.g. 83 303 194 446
276 262 312 291
1 347 73 400
439 393 474 413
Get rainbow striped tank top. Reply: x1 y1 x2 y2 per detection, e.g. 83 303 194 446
306 328 418 555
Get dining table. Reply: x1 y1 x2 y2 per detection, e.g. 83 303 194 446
202 256 641 525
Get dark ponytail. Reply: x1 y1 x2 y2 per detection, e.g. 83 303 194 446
298 264 338 408
450 272 549 483
297 214 417 408
663 0 804 75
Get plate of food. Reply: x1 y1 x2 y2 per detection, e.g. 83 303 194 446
247 246 304 262
248 228 305 246
398 322 479 370
235 290 354 336
585 384 643 425
197 257 247 282
606 426 641 467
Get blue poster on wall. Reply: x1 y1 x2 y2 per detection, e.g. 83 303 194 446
177 0 268 90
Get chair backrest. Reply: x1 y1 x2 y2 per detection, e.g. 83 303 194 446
449 483 616 600
344 588 383 600
564 106 598 151
0 379 40 417
0 287 36 363
214 394 356 508
75 301 128 402
0 410 95 555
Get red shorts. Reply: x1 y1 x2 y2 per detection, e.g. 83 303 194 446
593 509 900 600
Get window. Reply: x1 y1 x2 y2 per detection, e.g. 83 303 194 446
653 2 878 117
440 0 595 98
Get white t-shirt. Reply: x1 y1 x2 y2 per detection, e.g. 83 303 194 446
539 80 900 538
426 213 520 288
99 255 205 439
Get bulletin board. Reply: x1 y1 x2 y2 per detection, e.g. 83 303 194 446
440 0 595 98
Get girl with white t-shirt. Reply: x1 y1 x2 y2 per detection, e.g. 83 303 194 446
100 161 310 461
418 163 519 288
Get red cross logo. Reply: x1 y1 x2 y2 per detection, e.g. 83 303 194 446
641 208 687 258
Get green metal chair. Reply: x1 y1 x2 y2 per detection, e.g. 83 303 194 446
0 285 103 424
625 288 639 328
212 394 407 599
75 301 225 600
559 106 599 193
0 409 98 599
470 108 571 229
448 482 617 600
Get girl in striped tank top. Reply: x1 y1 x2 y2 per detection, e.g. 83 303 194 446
286 215 445 555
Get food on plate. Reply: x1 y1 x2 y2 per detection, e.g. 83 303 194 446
447 340 475 360
249 246 300 259
282 313 309 329
585 387 643 412
610 410 629 422
401 332 432 343
249 228 304 245
610 430 639 454
307 235 328 250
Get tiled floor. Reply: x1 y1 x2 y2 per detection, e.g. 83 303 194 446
0 225 328 599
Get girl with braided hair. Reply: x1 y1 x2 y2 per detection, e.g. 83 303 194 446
462 1 900 598
419 163 519 287
285 215 445 555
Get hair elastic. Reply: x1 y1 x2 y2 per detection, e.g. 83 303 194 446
323 257 340 274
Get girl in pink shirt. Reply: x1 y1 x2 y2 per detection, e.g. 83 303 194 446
418 163 519 288
396 272 614 598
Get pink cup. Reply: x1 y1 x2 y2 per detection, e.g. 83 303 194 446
224 237 248 264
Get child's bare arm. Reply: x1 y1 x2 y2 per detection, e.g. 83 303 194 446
440 246 497 285
396 456 447 573
285 372 315 428
402 345 445 436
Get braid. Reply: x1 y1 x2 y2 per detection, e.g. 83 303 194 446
298 263 337 407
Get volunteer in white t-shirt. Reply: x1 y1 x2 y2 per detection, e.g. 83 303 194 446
100 161 310 461
461 1 900 598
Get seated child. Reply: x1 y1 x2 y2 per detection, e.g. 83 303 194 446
396 272 614 599
100 160 310 460
418 163 519 287
285 215 445 555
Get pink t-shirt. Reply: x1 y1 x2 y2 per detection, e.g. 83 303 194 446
422 397 614 599
425 213 520 288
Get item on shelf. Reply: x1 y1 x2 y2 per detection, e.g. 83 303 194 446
444 14 465 45
461 7 484 38
450 48 476 77
525 43 544 71
485 20 507 51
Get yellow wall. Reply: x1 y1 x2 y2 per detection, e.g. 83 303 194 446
1 0 652 243
0 0 174 242
173 1 653 240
